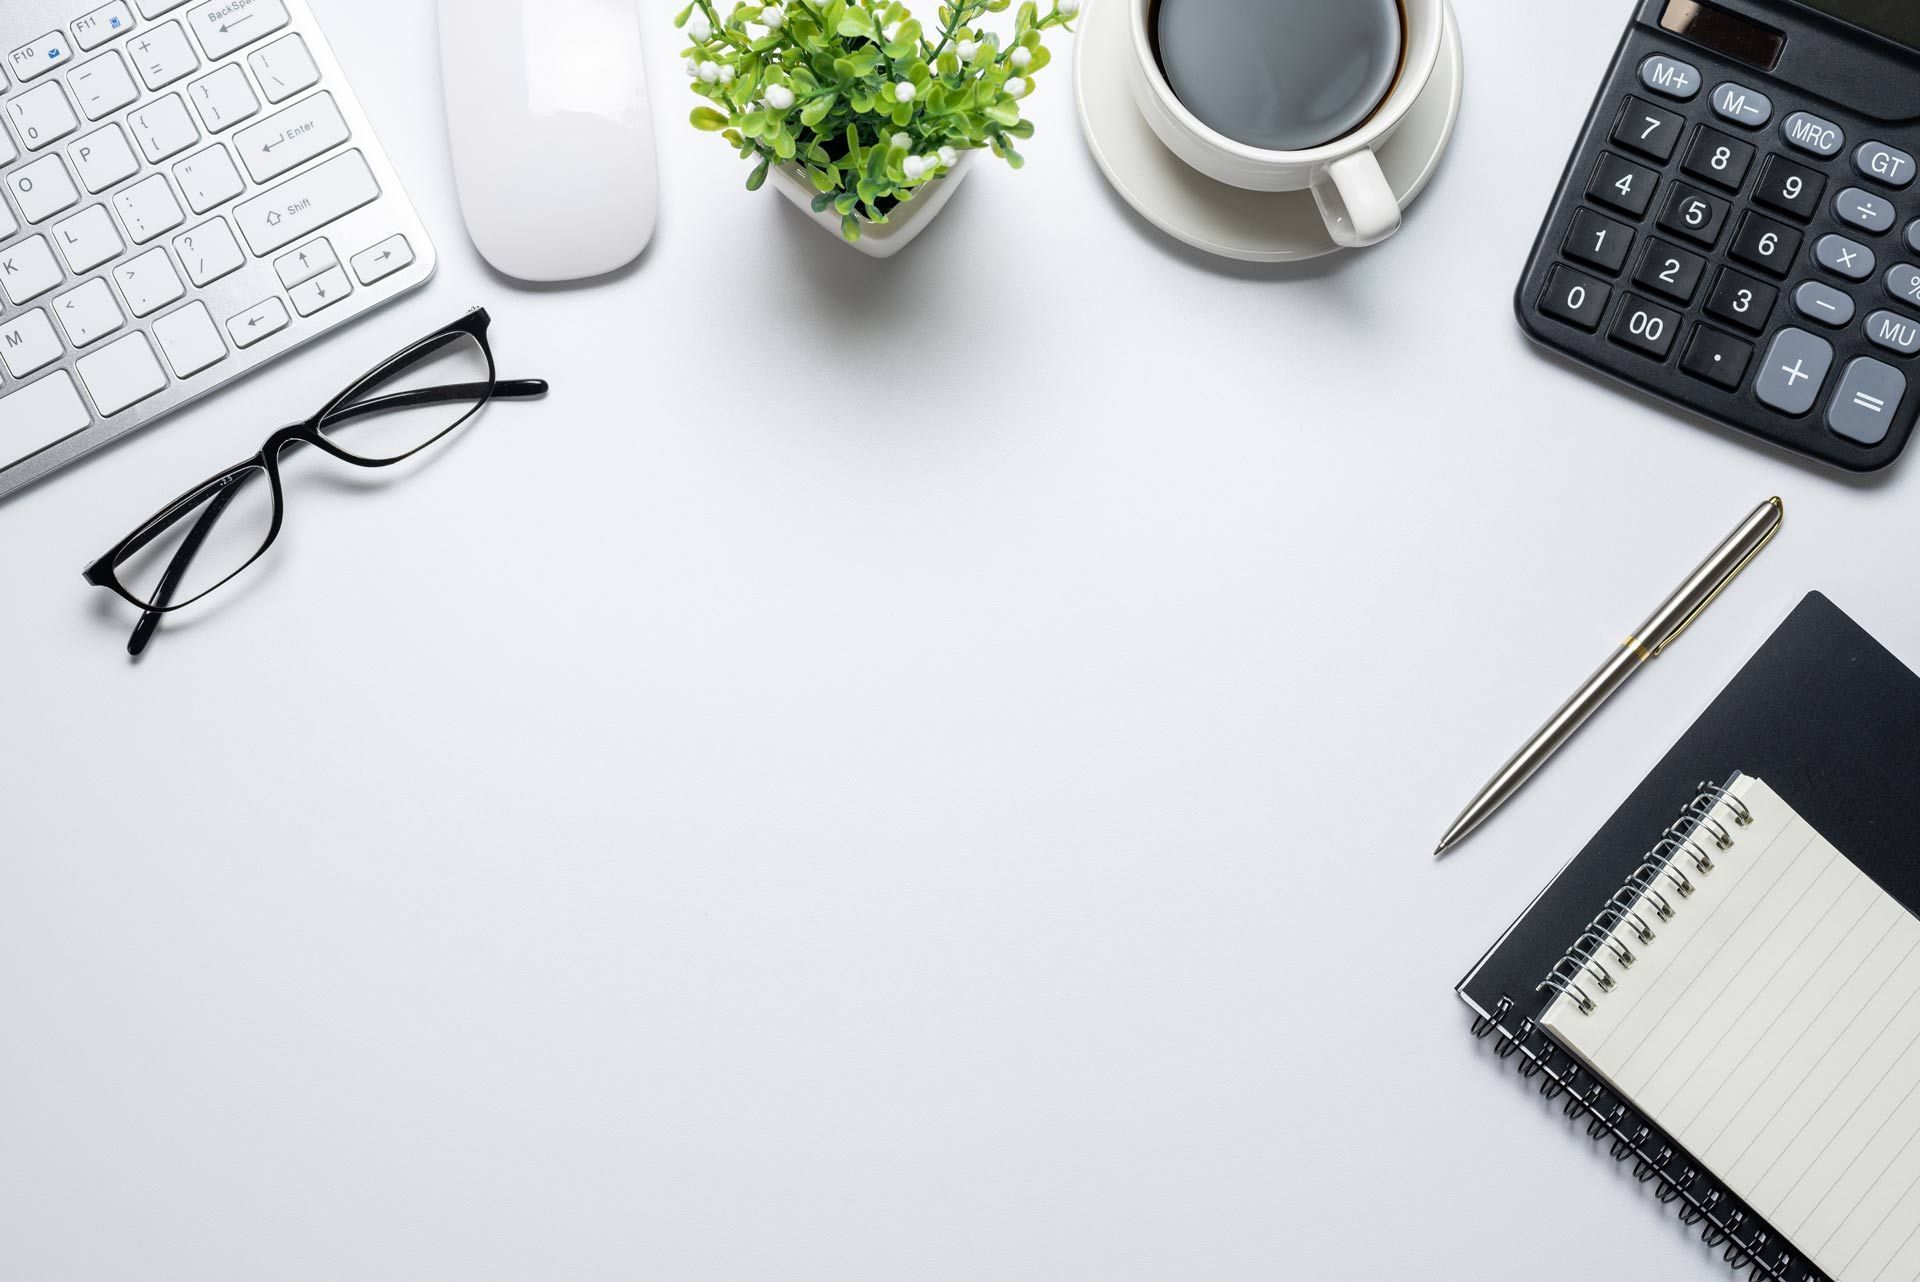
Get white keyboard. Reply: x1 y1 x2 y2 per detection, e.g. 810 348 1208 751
0 0 434 499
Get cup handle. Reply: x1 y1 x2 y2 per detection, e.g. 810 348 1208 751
1311 151 1401 249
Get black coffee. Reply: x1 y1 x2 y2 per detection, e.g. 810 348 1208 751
1151 0 1404 152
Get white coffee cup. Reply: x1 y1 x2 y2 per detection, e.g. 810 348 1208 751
1125 0 1444 248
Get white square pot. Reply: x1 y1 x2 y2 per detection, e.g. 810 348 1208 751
766 153 977 258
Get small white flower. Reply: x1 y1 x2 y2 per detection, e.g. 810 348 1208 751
718 64 735 83
892 131 910 148
763 3 784 26
686 13 712 40
766 83 795 110
956 39 979 60
1010 47 1031 69
685 57 700 77
938 145 958 167
894 81 916 103
1004 76 1025 96
1057 0 1080 14
698 60 721 83
903 155 927 179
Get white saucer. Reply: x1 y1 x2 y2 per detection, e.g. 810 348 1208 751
1074 0 1464 263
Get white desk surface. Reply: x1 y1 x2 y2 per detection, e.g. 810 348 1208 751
3 1 1916 1278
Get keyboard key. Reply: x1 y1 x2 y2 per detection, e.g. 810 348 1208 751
1565 207 1634 273
135 0 194 17
226 295 288 346
1657 182 1729 246
1795 282 1855 327
1828 358 1907 446
131 21 198 90
1705 266 1777 333
1609 293 1682 359
9 82 81 151
1729 211 1801 277
0 309 64 377
1753 154 1825 221
1632 237 1706 302
173 217 243 284
174 143 242 212
1836 187 1896 236
0 373 92 469
1589 151 1657 218
1612 95 1683 161
350 234 411 284
69 123 139 192
128 94 198 162
77 330 167 415
53 276 126 346
1539 264 1611 331
1856 141 1916 189
1682 126 1755 191
247 33 318 103
113 245 183 315
1869 310 1920 356
1755 328 1834 414
1711 82 1772 128
234 148 379 254
273 236 335 287
1817 233 1875 281
0 235 65 303
1640 54 1701 100
9 33 76 84
73 3 137 51
1681 324 1754 390
186 0 289 60
153 299 225 377
289 264 348 316
11 154 81 223
51 203 124 272
187 64 258 133
1782 111 1845 158
235 91 348 183
69 51 138 120
112 172 184 241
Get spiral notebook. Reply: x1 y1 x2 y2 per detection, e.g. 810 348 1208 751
1459 594 1920 1282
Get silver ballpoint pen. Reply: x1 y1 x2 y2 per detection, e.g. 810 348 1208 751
1435 497 1785 858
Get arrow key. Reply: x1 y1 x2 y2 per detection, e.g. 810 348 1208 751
274 236 336 288
289 264 349 317
227 295 289 348
351 234 412 285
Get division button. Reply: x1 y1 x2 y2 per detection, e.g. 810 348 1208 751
1835 188 1896 235
1827 357 1907 445
1755 328 1835 415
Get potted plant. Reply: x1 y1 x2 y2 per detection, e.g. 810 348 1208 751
679 0 1077 256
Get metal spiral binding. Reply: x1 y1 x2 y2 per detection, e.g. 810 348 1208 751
1535 782 1754 1016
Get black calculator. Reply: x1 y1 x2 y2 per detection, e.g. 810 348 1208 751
1517 0 1920 472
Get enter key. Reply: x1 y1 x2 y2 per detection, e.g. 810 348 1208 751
234 90 349 183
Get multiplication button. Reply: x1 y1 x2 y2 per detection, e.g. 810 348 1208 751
1817 234 1875 281
1755 328 1835 414
1827 358 1907 446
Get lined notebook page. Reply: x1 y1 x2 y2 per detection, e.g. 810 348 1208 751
1542 777 1920 1282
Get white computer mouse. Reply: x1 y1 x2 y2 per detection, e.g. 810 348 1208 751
438 0 658 282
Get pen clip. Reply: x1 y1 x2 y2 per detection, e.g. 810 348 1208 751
1648 503 1783 658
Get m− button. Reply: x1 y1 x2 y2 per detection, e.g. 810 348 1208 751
1711 82 1772 128
1755 328 1835 415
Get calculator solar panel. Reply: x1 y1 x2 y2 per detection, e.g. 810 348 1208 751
1517 0 1920 471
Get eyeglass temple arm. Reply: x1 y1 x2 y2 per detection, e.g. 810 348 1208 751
128 482 239 657
318 378 548 427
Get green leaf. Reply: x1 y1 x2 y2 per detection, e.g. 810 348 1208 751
800 93 836 126
690 105 730 131
812 190 837 211
983 101 1019 126
810 163 839 191
835 9 873 36
841 212 862 242
747 155 771 189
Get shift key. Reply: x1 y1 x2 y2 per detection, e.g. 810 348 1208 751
233 91 349 183
235 149 379 256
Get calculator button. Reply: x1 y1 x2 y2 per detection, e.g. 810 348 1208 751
1753 154 1826 221
1782 111 1845 158
1612 95 1684 162
1887 264 1920 309
1795 281 1856 327
1835 188 1896 235
1632 237 1706 302
1730 211 1801 277
1681 126 1756 191
1610 293 1682 359
1855 141 1916 189
1866 310 1920 356
1565 208 1635 273
1706 266 1778 333
1755 328 1834 414
1539 265 1612 331
1657 182 1730 246
1681 324 1754 390
1827 357 1907 445
1590 151 1658 218
1908 221 1920 255
1640 54 1702 100
1817 234 1875 281
1710 82 1772 128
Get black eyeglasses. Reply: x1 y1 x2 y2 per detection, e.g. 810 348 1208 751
84 308 547 656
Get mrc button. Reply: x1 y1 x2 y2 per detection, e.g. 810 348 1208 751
1783 111 1845 157
1641 54 1702 99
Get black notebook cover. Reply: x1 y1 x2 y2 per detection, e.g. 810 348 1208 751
1458 592 1920 1282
